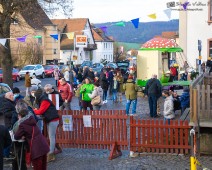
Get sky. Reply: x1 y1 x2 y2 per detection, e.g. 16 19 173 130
72 0 179 23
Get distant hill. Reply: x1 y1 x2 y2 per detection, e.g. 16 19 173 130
94 19 179 44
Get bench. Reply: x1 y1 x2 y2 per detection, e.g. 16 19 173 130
179 108 190 121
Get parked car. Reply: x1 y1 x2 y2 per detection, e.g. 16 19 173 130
19 64 45 79
43 65 59 77
91 63 104 74
0 83 11 97
106 63 118 69
80 61 92 69
0 68 21 82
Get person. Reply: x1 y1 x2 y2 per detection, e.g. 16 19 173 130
77 70 83 83
14 109 49 170
201 62 206 73
25 72 31 96
145 74 162 118
53 67 60 87
44 84 64 108
69 69 74 85
162 90 175 125
87 68 95 81
182 61 189 81
170 64 178 81
75 83 83 110
58 78 73 110
0 125 12 170
123 75 138 116
64 66 70 84
108 68 114 95
171 91 181 112
100 69 109 103
24 85 38 109
12 87 24 103
80 78 94 110
116 71 124 102
31 75 41 87
82 66 89 80
88 81 103 110
206 57 212 75
33 88 59 162
111 75 119 102
180 88 190 115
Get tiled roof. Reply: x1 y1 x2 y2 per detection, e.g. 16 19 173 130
161 31 178 39
115 42 142 51
20 2 53 30
51 18 88 50
92 28 114 42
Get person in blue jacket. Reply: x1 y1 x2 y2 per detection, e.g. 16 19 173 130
180 88 190 115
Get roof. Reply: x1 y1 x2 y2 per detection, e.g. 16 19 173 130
92 28 113 42
51 18 88 50
154 31 178 39
20 2 53 30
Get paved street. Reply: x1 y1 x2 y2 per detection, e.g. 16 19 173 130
2 78 212 170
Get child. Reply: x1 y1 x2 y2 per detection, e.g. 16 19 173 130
162 90 175 124
180 88 190 114
112 76 119 102
75 83 83 110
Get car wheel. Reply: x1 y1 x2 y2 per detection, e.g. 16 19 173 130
41 72 45 79
16 76 20 82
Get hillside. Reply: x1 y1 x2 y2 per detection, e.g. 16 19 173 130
94 19 179 43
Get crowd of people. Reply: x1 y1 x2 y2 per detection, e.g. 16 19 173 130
0 63 192 169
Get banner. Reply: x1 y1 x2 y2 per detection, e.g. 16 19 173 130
0 39 7 46
50 34 58 40
164 9 172 20
66 32 74 39
115 21 125 27
131 18 139 28
16 35 27 42
148 13 157 19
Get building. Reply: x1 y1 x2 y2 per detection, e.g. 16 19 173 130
10 2 60 66
179 0 210 68
92 28 114 63
51 18 97 65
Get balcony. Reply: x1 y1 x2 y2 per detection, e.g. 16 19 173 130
84 44 97 51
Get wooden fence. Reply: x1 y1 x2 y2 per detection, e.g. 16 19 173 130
130 117 191 154
55 110 128 150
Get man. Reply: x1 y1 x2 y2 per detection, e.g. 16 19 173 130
58 78 73 110
99 69 109 103
0 125 12 170
12 87 24 103
123 75 138 116
24 85 38 109
44 84 63 107
145 74 162 118
206 57 212 75
108 68 114 95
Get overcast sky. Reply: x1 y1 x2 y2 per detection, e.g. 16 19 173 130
72 0 179 23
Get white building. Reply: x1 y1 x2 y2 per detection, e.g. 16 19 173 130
179 0 212 68
92 28 114 63
51 18 96 65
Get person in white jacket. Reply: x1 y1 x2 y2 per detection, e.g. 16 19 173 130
31 75 41 87
64 67 70 84
88 81 103 110
162 90 175 124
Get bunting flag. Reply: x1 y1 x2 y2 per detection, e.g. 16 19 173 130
34 35 42 38
163 9 172 20
148 13 157 19
0 39 7 47
16 35 27 42
99 26 107 32
115 21 125 27
131 18 139 28
66 32 74 39
50 34 58 40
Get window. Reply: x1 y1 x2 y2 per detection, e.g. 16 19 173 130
209 0 212 22
53 49 57 54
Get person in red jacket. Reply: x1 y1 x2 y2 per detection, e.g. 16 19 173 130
58 78 73 110
33 88 59 162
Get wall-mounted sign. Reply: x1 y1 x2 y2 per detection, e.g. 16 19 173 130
76 35 87 48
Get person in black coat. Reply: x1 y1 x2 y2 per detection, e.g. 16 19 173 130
100 69 109 103
0 125 12 170
206 58 212 75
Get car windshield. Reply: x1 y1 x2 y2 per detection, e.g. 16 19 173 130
44 65 52 70
0 69 2 74
22 66 35 70
117 63 129 67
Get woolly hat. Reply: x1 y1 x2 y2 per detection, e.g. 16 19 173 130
12 87 20 94
30 85 38 92
34 88 43 99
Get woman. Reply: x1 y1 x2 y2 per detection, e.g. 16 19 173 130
116 71 124 102
64 67 70 84
88 81 103 110
162 90 175 124
14 109 49 170
25 72 31 96
31 75 41 87
33 88 59 162
53 68 60 87
100 69 109 103
80 78 94 110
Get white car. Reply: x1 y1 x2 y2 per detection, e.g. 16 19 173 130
19 64 45 79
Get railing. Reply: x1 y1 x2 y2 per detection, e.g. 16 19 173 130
130 117 191 154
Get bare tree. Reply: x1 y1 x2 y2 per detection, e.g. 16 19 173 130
0 0 74 87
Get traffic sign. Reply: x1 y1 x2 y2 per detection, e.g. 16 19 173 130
76 35 87 48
